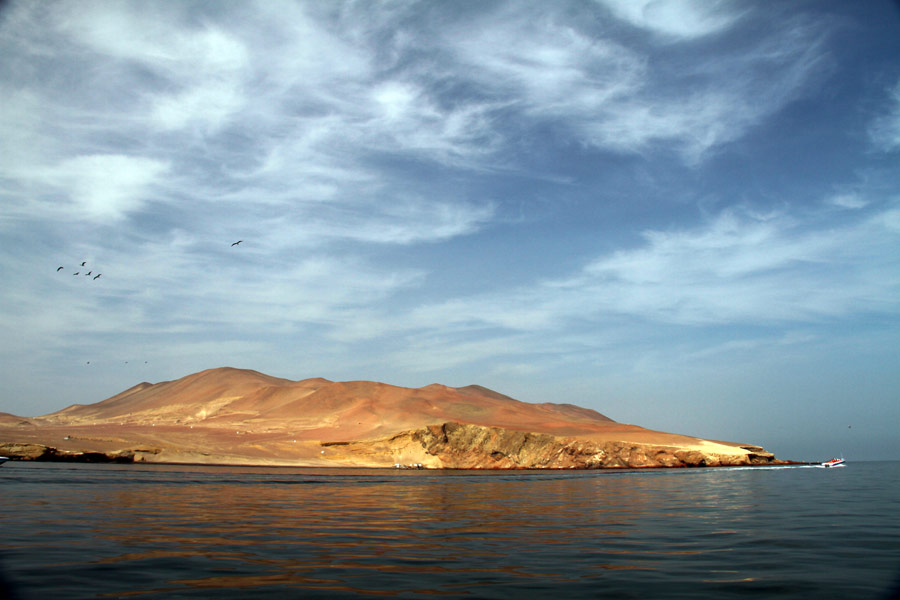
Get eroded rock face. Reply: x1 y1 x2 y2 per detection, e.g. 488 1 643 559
0 442 158 463
0 443 56 461
325 422 780 469
1 424 780 469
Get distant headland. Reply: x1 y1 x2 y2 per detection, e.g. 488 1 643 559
0 367 786 469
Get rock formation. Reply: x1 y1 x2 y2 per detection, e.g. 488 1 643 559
317 423 777 469
0 367 783 468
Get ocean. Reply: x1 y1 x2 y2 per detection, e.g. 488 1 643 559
1 461 898 599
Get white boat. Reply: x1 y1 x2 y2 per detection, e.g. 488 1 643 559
0 456 8 466
821 457 845 468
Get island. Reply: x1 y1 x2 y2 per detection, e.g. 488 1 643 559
0 367 785 469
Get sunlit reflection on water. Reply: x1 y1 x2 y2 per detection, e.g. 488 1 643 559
1 462 898 598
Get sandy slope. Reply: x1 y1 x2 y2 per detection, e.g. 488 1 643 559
0 367 775 467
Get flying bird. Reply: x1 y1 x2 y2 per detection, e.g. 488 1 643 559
57 266 63 272
85 271 92 276
80 262 86 266
93 274 101 280
73 272 80 276
231 240 242 246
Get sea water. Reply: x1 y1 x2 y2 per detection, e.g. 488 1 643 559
1 461 898 599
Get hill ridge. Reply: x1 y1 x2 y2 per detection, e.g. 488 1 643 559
1 366 784 469
34 367 615 435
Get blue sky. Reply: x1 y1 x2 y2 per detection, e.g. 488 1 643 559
1 0 898 461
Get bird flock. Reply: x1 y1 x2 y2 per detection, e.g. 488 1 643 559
57 261 101 280
57 242 242 368
55 242 242 280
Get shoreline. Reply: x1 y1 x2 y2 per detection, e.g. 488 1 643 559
0 444 810 470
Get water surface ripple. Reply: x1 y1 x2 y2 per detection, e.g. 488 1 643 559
1 462 898 599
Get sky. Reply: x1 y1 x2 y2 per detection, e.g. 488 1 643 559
1 0 898 461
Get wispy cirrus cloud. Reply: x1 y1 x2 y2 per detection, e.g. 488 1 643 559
828 193 869 210
575 208 899 324
594 0 744 39
869 79 900 152
41 155 170 222
1 0 833 238
0 1 499 242
448 3 829 162
380 205 900 345
52 1 251 134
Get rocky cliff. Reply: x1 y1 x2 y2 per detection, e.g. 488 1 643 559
319 422 779 469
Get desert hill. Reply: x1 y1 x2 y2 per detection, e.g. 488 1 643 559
0 412 34 427
39 367 618 440
0 367 782 469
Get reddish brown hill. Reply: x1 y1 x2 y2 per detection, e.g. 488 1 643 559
0 412 34 427
1 367 781 468
34 367 617 439
48 368 300 421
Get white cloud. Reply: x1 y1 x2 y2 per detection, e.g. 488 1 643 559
572 208 899 324
1 0 830 237
176 257 423 332
0 87 46 185
828 193 868 210
450 4 827 162
315 203 900 378
877 208 900 233
151 79 245 133
55 3 249 75
38 154 170 221
61 5 250 133
869 80 900 152
390 206 900 341
596 0 743 39
365 79 503 160
0 1 505 243
458 18 644 112
318 198 497 245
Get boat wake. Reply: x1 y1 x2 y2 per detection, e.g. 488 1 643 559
719 462 848 472
720 464 834 472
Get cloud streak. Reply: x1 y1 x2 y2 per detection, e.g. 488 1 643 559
446 2 829 162
382 205 900 346
595 0 744 39
870 78 900 152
